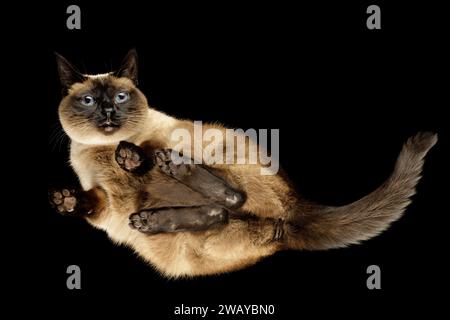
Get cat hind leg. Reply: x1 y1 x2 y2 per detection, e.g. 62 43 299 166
129 205 228 234
154 149 245 208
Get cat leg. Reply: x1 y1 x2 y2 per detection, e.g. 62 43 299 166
115 141 153 175
115 141 245 208
129 205 228 234
48 187 106 216
154 149 245 208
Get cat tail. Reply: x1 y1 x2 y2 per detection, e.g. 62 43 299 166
283 132 438 251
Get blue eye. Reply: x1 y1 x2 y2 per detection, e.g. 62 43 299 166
81 95 95 106
115 91 129 104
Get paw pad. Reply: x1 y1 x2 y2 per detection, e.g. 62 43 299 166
49 189 77 214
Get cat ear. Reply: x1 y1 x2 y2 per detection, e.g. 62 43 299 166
55 53 86 93
115 48 138 85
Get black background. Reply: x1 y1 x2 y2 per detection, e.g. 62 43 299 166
12 1 448 318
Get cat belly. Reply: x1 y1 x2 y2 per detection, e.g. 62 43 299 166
86 204 266 277
127 226 277 278
71 145 277 277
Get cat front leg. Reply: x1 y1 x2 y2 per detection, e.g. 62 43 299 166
48 187 106 217
129 205 228 234
154 149 246 209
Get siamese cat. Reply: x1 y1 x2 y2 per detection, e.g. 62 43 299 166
49 49 437 278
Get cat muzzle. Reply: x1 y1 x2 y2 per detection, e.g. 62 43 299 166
98 117 121 132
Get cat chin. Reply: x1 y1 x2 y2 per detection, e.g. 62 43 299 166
66 128 135 145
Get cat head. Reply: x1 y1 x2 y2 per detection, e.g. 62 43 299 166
56 49 149 145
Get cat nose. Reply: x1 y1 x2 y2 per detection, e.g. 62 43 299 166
101 103 115 114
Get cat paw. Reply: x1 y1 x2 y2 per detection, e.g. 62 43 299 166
223 189 245 208
115 141 151 174
129 210 160 234
48 188 78 215
154 149 193 177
